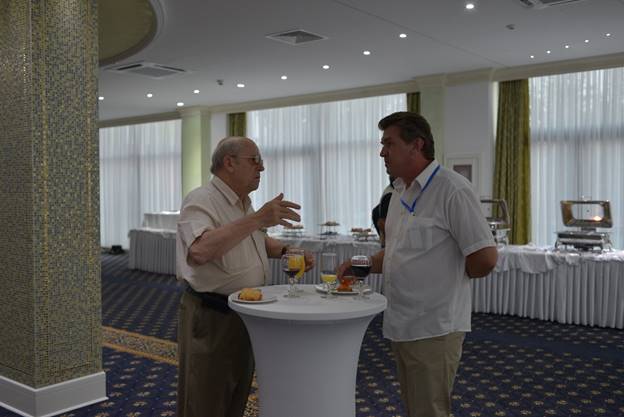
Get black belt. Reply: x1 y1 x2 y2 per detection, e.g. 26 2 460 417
185 286 231 314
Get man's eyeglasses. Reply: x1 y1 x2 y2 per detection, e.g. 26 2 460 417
234 154 263 166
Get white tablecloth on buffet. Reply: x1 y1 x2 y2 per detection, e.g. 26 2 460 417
267 235 384 292
128 228 176 275
126 229 624 328
142 211 179 231
473 245 624 328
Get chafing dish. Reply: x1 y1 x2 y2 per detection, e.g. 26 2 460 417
481 199 511 245
555 200 613 252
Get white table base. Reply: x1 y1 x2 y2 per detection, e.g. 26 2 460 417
230 285 386 417
243 314 372 417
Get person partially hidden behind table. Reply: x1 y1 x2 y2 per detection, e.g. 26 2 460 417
338 112 497 417
176 136 313 417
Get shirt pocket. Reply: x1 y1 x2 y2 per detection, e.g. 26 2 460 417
401 217 435 251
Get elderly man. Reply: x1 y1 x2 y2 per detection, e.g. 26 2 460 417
176 136 313 417
338 112 497 417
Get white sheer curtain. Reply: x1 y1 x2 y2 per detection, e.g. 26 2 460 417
247 94 406 235
530 68 624 248
99 119 182 248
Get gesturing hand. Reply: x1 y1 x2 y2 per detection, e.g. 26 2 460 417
255 193 301 228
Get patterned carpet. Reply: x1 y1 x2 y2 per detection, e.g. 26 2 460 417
1 253 623 417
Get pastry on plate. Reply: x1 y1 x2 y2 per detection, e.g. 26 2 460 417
238 288 263 301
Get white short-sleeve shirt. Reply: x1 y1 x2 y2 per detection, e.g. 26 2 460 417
383 160 495 341
176 176 269 295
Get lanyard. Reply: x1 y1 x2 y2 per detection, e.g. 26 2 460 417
400 165 440 214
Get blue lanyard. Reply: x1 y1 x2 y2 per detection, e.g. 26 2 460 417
400 165 440 214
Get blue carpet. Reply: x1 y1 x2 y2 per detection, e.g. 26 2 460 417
1 255 623 417
101 253 182 341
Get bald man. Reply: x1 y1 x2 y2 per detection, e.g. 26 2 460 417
176 137 313 417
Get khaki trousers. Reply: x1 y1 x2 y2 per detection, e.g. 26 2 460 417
177 292 254 417
391 332 465 417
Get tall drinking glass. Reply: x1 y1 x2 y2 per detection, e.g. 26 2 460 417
320 252 338 299
350 255 372 299
281 253 302 298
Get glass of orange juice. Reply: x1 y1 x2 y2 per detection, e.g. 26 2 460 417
286 248 306 293
320 252 337 298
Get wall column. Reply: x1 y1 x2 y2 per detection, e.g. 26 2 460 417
180 108 212 197
0 1 106 416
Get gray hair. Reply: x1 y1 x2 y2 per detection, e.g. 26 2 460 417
210 136 248 174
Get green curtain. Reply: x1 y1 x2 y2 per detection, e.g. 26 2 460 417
227 112 246 137
494 80 531 244
407 91 420 114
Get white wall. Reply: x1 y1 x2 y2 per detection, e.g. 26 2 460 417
443 81 496 198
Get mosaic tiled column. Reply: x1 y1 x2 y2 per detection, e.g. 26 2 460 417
0 1 105 415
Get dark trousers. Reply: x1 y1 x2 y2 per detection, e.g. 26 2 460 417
177 291 254 417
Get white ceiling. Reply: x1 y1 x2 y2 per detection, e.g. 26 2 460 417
97 0 624 121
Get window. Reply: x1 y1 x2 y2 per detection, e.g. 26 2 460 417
99 119 182 248
530 68 624 248
247 94 406 235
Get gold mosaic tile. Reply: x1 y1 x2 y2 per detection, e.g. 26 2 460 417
0 0 101 388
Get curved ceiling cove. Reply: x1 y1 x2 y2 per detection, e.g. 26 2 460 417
98 0 159 66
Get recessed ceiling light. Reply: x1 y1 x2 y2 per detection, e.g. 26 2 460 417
565 45 570 49
584 39 589 43
98 96 104 101
146 93 153 98
605 33 611 37
363 50 371 56
465 2 475 10
322 64 330 70
529 55 535 59
399 33 407 39
193 89 200 94
546 50 551 54
177 102 184 107
281 75 288 80
236 83 245 88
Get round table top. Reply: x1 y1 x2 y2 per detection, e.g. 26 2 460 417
228 284 387 321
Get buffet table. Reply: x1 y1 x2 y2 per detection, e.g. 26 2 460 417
128 228 176 275
229 284 387 417
126 228 624 329
142 211 179 230
472 245 624 328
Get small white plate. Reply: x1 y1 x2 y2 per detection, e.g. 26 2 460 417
314 284 372 295
231 294 278 304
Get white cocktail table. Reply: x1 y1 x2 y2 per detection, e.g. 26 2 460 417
229 284 387 417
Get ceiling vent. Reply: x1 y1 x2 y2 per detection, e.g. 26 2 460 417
106 62 187 79
266 29 328 46
514 0 586 8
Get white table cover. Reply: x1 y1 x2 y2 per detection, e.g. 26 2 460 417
473 246 624 328
126 228 624 329
142 211 179 231
128 228 176 275
229 285 387 417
